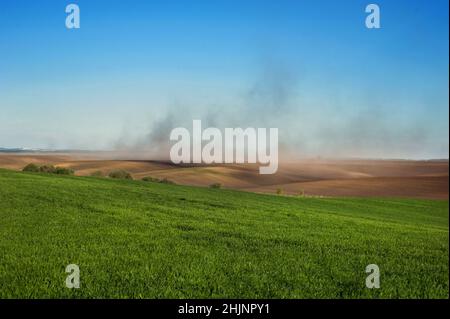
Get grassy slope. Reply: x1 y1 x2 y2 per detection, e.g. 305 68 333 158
0 168 448 298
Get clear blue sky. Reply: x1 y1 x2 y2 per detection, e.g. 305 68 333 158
0 0 448 158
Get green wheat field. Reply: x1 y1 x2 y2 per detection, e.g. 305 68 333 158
0 168 448 298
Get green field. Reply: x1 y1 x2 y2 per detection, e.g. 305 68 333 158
0 168 448 298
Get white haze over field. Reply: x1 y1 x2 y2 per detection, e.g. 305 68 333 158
1 59 448 161
112 60 449 161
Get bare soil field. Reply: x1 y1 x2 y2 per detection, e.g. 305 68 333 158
1 153 448 199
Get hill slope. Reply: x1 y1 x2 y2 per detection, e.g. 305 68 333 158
0 169 448 298
1 154 448 199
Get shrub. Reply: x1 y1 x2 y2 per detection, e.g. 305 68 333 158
90 170 104 177
108 170 133 180
22 163 74 175
159 178 175 184
209 183 222 189
55 167 74 175
143 177 175 184
39 165 57 173
22 163 40 172
142 176 160 182
276 188 283 195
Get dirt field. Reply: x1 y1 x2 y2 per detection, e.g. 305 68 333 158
1 153 448 199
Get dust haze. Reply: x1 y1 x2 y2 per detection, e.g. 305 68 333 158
113 59 447 161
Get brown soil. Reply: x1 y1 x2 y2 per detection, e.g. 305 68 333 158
1 153 447 200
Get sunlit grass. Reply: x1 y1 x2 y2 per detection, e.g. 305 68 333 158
0 169 448 298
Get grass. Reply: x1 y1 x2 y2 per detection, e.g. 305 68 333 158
0 168 448 298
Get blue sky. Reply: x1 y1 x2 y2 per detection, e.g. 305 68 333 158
0 0 448 158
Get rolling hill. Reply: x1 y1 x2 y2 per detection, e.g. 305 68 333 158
0 153 448 199
0 168 448 298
